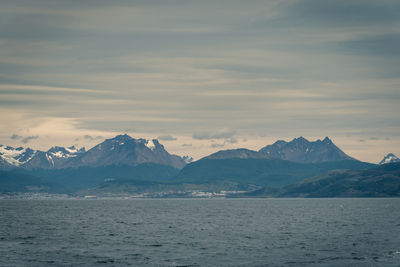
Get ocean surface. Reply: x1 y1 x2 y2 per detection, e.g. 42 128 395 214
0 198 400 267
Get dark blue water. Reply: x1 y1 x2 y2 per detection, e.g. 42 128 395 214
1 198 399 266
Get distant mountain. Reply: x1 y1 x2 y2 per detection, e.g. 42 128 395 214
174 136 362 187
69 134 186 169
0 135 187 170
28 163 181 193
279 163 400 197
82 159 377 196
259 137 355 163
379 153 400 165
205 137 355 163
22 146 85 169
0 144 85 169
0 145 36 167
205 148 267 160
0 135 189 194
175 158 374 188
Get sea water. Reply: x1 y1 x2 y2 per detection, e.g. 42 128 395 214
1 198 399 266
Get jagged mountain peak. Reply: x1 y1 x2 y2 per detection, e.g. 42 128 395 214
0 145 36 166
270 140 287 148
47 146 69 154
259 136 354 163
97 135 160 151
200 136 354 163
322 136 332 143
47 145 85 159
379 153 400 165
108 134 133 142
102 135 161 149
292 136 309 143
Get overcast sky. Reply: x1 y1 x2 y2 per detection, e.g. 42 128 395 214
1 0 399 162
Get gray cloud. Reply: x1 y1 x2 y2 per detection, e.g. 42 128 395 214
0 0 399 162
181 144 192 147
83 135 103 141
157 135 177 141
21 135 38 144
10 134 39 144
10 134 22 140
208 137 238 148
210 143 225 148
225 138 238 144
193 129 236 140
281 0 400 28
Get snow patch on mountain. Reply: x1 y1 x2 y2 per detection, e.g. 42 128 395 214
146 139 156 150
0 145 36 166
48 146 84 158
65 146 79 153
46 154 54 166
50 151 67 158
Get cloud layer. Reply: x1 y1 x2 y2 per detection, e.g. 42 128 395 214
1 0 399 162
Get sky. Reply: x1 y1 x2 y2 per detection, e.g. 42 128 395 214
1 0 399 163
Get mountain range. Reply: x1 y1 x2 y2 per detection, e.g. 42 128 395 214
0 134 187 170
235 162 400 198
203 136 354 163
1 135 399 197
175 137 373 188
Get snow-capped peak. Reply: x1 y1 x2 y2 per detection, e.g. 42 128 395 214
379 153 400 165
0 145 36 166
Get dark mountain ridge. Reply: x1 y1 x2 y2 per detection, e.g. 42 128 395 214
279 162 400 197
175 158 375 188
